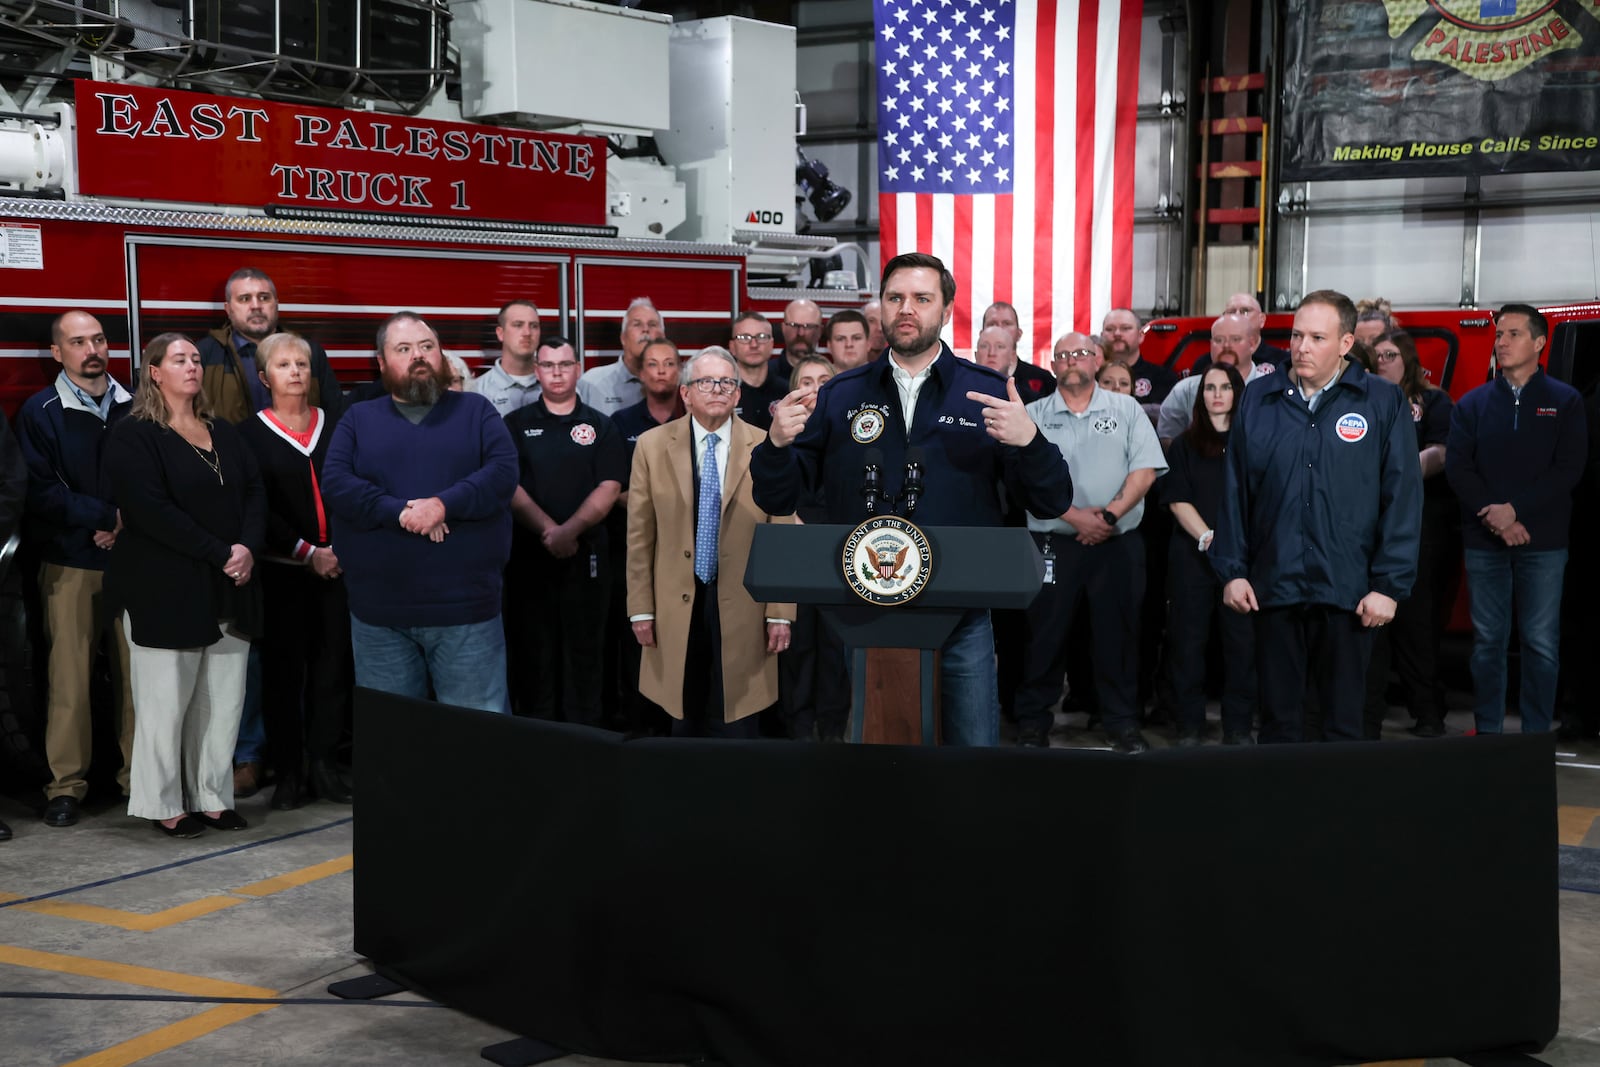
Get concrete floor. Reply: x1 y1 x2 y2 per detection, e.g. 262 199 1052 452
3 706 1598 1067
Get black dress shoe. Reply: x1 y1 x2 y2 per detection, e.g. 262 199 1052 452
310 759 353 804
1222 731 1256 746
1173 732 1202 749
1015 727 1049 748
270 772 305 811
1408 720 1446 739
43 795 80 828
0 818 12 841
154 816 206 838
192 809 248 831
1109 729 1150 754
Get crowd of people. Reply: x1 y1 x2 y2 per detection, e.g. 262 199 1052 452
0 255 1593 844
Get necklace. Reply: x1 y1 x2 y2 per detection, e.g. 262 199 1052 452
186 440 223 485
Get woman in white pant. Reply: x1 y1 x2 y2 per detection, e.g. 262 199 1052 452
104 332 265 838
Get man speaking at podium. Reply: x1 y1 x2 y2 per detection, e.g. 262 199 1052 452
751 253 1074 746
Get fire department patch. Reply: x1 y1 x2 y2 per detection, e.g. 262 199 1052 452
1412 401 1424 422
570 423 597 446
1382 1 1582 83
850 407 886 443
1093 416 1119 435
1257 362 1275 375
1336 413 1369 442
1134 378 1152 398
843 517 933 605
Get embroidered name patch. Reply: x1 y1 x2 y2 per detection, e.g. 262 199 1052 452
1537 407 1558 417
1335 413 1368 443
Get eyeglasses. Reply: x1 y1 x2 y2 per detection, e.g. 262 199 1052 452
1375 350 1402 363
784 322 822 331
1053 349 1098 362
731 333 773 343
688 377 740 394
536 360 578 372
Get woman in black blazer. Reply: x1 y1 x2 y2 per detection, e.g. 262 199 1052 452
106 333 265 838
237 333 354 809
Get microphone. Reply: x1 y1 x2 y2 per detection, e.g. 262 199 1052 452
903 446 925 516
862 448 883 515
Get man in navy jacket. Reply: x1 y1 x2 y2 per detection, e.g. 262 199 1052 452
323 312 518 715
1446 303 1587 735
751 253 1073 746
1212 289 1422 743
16 311 123 829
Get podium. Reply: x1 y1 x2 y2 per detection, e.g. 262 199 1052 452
745 521 1043 744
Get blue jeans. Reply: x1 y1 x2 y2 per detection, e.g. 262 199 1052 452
349 615 510 715
232 644 264 764
1463 547 1567 734
939 609 1000 747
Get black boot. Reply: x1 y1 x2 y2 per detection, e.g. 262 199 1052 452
311 759 353 804
270 767 305 811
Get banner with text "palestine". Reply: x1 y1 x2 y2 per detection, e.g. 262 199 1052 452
1281 0 1600 180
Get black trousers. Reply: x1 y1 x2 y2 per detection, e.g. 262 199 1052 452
1363 497 1459 734
508 547 610 727
1015 530 1144 736
780 604 850 739
260 563 352 772
1165 541 1256 736
1255 604 1375 743
675 577 759 739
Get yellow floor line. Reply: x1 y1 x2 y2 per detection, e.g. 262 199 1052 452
230 853 353 898
57 1003 277 1067
1559 805 1600 847
17 896 245 932
1 852 354 932
0 891 21 903
0 944 275 998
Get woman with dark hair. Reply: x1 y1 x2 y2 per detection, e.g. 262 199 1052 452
237 333 354 808
1164 363 1255 746
106 333 265 837
1364 329 1456 738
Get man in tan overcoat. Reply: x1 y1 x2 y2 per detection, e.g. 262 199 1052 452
626 347 795 737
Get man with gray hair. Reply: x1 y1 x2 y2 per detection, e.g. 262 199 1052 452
322 312 519 714
578 297 663 416
627 347 794 737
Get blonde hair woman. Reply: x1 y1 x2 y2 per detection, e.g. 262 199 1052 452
105 333 266 838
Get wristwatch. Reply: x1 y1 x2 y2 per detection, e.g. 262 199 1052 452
1100 508 1119 526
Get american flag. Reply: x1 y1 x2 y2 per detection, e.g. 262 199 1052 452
875 0 1143 364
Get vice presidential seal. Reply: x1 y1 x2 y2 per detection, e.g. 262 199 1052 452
850 407 887 443
842 517 933 605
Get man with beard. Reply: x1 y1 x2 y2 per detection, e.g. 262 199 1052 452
979 302 1055 402
1101 308 1176 406
1213 290 1421 743
472 300 543 416
823 309 871 372
753 253 1074 747
578 298 663 416
503 337 626 724
767 298 823 388
728 312 786 431
322 312 519 713
1013 333 1166 752
16 311 121 829
1187 292 1289 380
1157 312 1274 443
199 268 343 423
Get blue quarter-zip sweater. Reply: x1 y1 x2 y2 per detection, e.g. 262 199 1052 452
1211 360 1422 610
322 390 518 628
1445 368 1586 551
